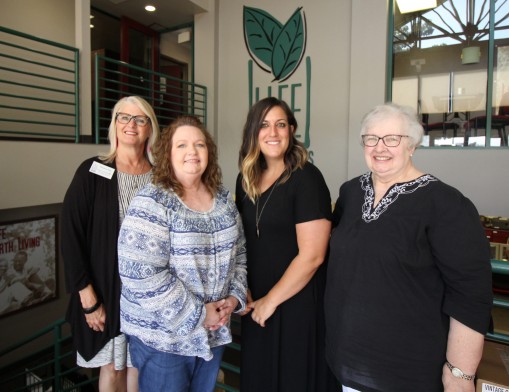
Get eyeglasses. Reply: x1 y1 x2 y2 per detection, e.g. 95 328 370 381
361 134 409 147
116 112 151 126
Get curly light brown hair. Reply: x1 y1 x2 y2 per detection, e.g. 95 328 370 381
152 115 222 197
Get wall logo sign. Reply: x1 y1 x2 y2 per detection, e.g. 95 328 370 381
244 6 306 82
243 6 313 155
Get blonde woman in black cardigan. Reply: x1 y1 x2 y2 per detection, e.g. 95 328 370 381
62 96 160 392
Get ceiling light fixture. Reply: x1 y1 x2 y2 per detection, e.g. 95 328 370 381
396 0 437 14
178 31 191 44
461 46 481 65
145 5 156 12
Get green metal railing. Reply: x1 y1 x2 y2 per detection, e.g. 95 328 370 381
0 26 79 142
0 318 96 391
0 317 240 391
0 26 207 144
93 55 207 144
218 341 241 392
487 259 509 344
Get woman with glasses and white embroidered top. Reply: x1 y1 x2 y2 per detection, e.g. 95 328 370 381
62 96 160 392
235 97 337 392
324 103 493 392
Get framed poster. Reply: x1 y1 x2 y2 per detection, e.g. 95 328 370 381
0 215 58 317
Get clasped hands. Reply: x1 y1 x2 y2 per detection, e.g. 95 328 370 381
203 295 238 331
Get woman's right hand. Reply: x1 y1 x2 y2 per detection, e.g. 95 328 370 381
203 299 227 330
239 289 254 316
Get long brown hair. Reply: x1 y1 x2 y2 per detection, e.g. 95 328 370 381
238 97 308 202
152 116 222 197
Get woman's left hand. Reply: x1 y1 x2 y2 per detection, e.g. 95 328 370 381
442 363 475 392
249 295 277 327
217 295 239 316
85 303 106 332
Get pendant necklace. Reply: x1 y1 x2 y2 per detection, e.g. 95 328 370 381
255 177 280 238
131 160 147 190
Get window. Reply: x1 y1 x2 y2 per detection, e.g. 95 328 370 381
390 0 509 148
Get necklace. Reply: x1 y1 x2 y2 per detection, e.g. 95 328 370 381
255 178 280 238
129 160 149 190
134 160 146 175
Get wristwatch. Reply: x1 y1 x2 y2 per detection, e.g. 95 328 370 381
445 361 475 381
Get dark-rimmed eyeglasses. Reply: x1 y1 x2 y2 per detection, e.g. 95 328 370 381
116 112 151 126
361 134 409 147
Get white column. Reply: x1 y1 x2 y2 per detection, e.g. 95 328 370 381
75 0 92 137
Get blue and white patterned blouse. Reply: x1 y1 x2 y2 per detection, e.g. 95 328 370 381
118 182 247 360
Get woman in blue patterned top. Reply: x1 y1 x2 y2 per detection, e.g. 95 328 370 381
325 103 493 392
118 115 247 392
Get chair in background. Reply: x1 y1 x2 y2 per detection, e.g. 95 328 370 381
467 115 509 146
467 94 509 146
422 113 461 138
499 244 509 261
490 242 501 260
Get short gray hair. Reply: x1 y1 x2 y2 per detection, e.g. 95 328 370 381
359 103 423 149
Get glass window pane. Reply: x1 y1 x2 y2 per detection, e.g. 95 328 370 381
492 2 509 147
391 0 506 147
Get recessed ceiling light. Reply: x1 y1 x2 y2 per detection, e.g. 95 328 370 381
90 15 94 19
90 24 94 28
145 5 156 12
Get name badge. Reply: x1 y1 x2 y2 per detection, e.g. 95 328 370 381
89 161 115 179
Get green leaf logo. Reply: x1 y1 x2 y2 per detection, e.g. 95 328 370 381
244 6 306 82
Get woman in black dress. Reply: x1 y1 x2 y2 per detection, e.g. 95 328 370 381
325 103 493 392
235 97 336 392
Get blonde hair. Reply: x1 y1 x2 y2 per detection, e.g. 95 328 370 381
100 96 160 164
238 97 308 202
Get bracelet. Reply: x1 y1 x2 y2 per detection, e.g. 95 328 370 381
445 361 475 381
82 301 101 314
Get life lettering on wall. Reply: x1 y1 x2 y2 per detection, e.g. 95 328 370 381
0 216 57 317
243 6 314 161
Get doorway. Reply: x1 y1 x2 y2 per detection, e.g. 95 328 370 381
120 16 160 98
159 57 188 123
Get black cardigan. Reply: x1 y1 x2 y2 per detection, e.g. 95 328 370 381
61 157 121 360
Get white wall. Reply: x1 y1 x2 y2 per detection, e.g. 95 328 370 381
0 142 107 209
0 0 75 45
195 0 219 139
160 32 193 76
207 0 351 197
